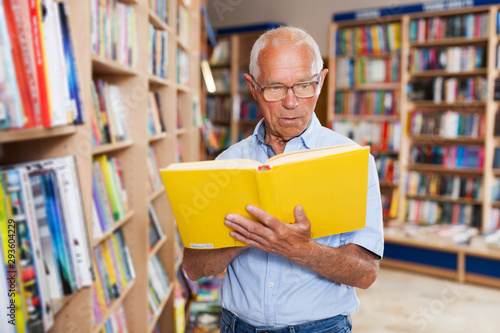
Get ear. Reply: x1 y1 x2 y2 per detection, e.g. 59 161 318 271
244 73 259 100
317 68 329 92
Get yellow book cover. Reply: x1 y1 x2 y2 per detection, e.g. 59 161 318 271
99 242 118 297
0 173 27 333
94 155 124 221
109 235 128 289
161 143 370 249
370 25 379 54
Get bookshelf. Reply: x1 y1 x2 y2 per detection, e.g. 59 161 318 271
0 0 201 332
329 16 403 225
329 1 500 288
200 23 282 159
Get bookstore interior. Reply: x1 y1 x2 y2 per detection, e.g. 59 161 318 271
1 0 500 332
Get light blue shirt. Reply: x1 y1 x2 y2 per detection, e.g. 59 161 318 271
216 114 384 327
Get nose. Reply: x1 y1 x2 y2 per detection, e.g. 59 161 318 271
282 87 298 109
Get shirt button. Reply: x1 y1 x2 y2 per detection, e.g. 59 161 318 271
269 282 274 288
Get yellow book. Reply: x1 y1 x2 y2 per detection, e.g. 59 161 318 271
100 242 118 298
161 143 369 249
0 173 27 333
370 25 379 54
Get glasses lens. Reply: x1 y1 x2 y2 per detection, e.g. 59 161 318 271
293 82 316 98
263 85 287 101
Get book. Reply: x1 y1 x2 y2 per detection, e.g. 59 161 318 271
4 169 53 331
148 202 163 250
161 143 370 249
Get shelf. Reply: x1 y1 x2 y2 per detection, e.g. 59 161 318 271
92 210 135 248
336 51 401 60
149 132 168 143
410 68 487 77
148 10 170 32
92 141 133 155
409 164 483 176
148 236 168 260
493 170 500 177
208 90 231 96
409 101 486 108
53 291 79 315
406 194 482 205
176 128 187 135
337 82 400 91
209 62 231 68
149 186 165 202
176 84 190 93
380 181 398 188
0 125 76 144
383 233 466 253
91 53 138 75
147 283 174 333
371 149 400 155
411 135 485 145
149 74 171 87
384 233 500 260
176 37 190 51
93 280 135 333
410 36 489 47
333 114 400 122
491 202 500 208
410 107 485 114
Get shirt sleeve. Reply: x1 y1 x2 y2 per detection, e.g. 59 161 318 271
340 154 385 259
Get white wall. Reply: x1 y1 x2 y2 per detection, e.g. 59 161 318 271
206 0 424 57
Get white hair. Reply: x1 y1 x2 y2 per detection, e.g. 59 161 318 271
249 26 323 79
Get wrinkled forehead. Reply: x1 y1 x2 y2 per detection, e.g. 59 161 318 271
257 43 316 78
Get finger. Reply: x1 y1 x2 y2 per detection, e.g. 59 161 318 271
224 219 266 244
229 229 269 251
225 212 274 235
293 205 309 225
246 205 286 233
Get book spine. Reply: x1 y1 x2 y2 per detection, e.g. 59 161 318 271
4 0 38 128
29 0 52 127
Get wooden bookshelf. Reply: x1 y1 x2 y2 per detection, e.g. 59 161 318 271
329 2 500 287
0 125 77 143
329 16 404 225
0 0 201 332
200 23 282 159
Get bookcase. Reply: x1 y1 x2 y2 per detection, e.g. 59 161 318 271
328 15 403 225
0 0 201 332
329 1 500 288
201 23 281 159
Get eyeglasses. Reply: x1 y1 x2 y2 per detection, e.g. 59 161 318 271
250 73 321 102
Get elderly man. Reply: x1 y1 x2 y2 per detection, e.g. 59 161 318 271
183 26 384 333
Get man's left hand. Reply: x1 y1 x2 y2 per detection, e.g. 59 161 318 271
224 205 316 263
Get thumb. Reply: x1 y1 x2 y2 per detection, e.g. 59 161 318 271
293 205 309 224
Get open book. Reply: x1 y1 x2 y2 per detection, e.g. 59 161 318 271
161 143 370 249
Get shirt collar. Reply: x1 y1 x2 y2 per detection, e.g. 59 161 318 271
252 113 321 149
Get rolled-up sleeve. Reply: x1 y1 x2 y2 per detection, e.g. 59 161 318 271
340 154 385 259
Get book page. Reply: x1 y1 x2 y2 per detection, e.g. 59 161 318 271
165 159 262 170
266 143 365 167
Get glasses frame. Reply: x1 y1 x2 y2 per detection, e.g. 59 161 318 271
250 72 322 102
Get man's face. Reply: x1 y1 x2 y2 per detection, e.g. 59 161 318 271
244 43 327 141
